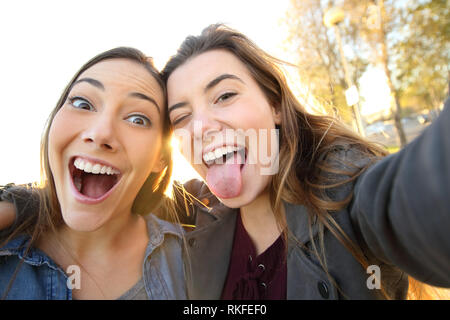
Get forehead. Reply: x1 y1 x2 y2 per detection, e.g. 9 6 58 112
167 50 250 95
78 58 164 105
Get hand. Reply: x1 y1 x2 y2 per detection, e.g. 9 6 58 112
0 201 15 230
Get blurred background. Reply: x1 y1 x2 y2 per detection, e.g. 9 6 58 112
0 0 449 299
1 0 448 185
283 0 448 153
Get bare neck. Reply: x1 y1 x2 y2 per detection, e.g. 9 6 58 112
39 211 148 269
240 190 282 255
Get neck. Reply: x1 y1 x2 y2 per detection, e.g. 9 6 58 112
40 209 147 265
38 209 149 300
240 189 282 255
66 212 142 253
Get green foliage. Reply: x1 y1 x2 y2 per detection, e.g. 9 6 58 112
284 0 449 122
283 0 368 126
393 0 450 111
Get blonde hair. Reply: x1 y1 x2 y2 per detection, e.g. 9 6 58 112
1 47 175 299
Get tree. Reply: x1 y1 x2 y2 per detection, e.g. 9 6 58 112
393 0 450 115
285 0 449 147
283 0 369 126
358 0 408 146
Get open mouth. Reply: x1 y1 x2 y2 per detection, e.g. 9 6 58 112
69 156 122 201
202 145 247 169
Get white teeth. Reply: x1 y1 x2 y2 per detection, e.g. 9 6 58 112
92 164 101 174
214 148 223 159
206 152 214 162
74 158 85 170
73 158 120 175
84 162 93 173
202 146 245 164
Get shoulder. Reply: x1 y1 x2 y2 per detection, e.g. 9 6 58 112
171 179 218 223
0 183 38 201
174 179 211 199
317 142 382 202
0 234 29 255
319 143 378 173
145 213 185 240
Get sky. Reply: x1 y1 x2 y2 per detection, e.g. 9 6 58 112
0 0 293 185
0 0 387 186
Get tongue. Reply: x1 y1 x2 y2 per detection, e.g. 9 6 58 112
81 173 116 199
206 152 243 199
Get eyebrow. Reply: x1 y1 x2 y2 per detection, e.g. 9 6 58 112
72 78 160 114
204 73 244 92
129 92 160 114
73 77 105 90
168 74 243 114
168 102 187 114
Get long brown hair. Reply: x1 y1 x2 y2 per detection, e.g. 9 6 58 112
161 24 439 299
1 47 174 298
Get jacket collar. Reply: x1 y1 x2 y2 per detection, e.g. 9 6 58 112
191 184 319 246
284 201 320 246
144 213 184 263
0 234 66 272
187 182 237 228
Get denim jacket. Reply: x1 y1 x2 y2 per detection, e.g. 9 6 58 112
0 214 186 300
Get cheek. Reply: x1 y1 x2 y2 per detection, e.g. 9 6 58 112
233 100 278 160
48 109 77 172
232 96 277 130
130 132 163 173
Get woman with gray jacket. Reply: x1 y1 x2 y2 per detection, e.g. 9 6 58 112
161 24 450 300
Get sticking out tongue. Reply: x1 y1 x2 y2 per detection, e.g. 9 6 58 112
81 173 116 199
206 152 243 199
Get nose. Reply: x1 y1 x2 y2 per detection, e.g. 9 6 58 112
81 112 119 152
191 110 222 143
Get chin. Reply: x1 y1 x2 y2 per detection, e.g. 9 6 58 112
214 186 261 209
61 209 108 232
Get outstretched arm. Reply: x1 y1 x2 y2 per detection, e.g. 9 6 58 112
350 97 450 287
0 184 39 238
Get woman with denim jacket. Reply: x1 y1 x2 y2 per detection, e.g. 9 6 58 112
2 24 450 300
0 47 186 300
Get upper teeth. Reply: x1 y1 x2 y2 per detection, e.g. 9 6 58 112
203 146 244 164
74 158 120 175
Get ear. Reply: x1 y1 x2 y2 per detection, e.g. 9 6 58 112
151 153 166 173
271 105 282 125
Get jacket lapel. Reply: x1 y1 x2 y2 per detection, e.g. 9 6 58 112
284 202 338 299
183 181 323 299
184 196 238 299
284 201 319 247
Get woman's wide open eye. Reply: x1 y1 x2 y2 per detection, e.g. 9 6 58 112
125 114 151 127
69 96 95 111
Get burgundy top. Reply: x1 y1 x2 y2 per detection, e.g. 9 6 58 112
221 211 287 300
